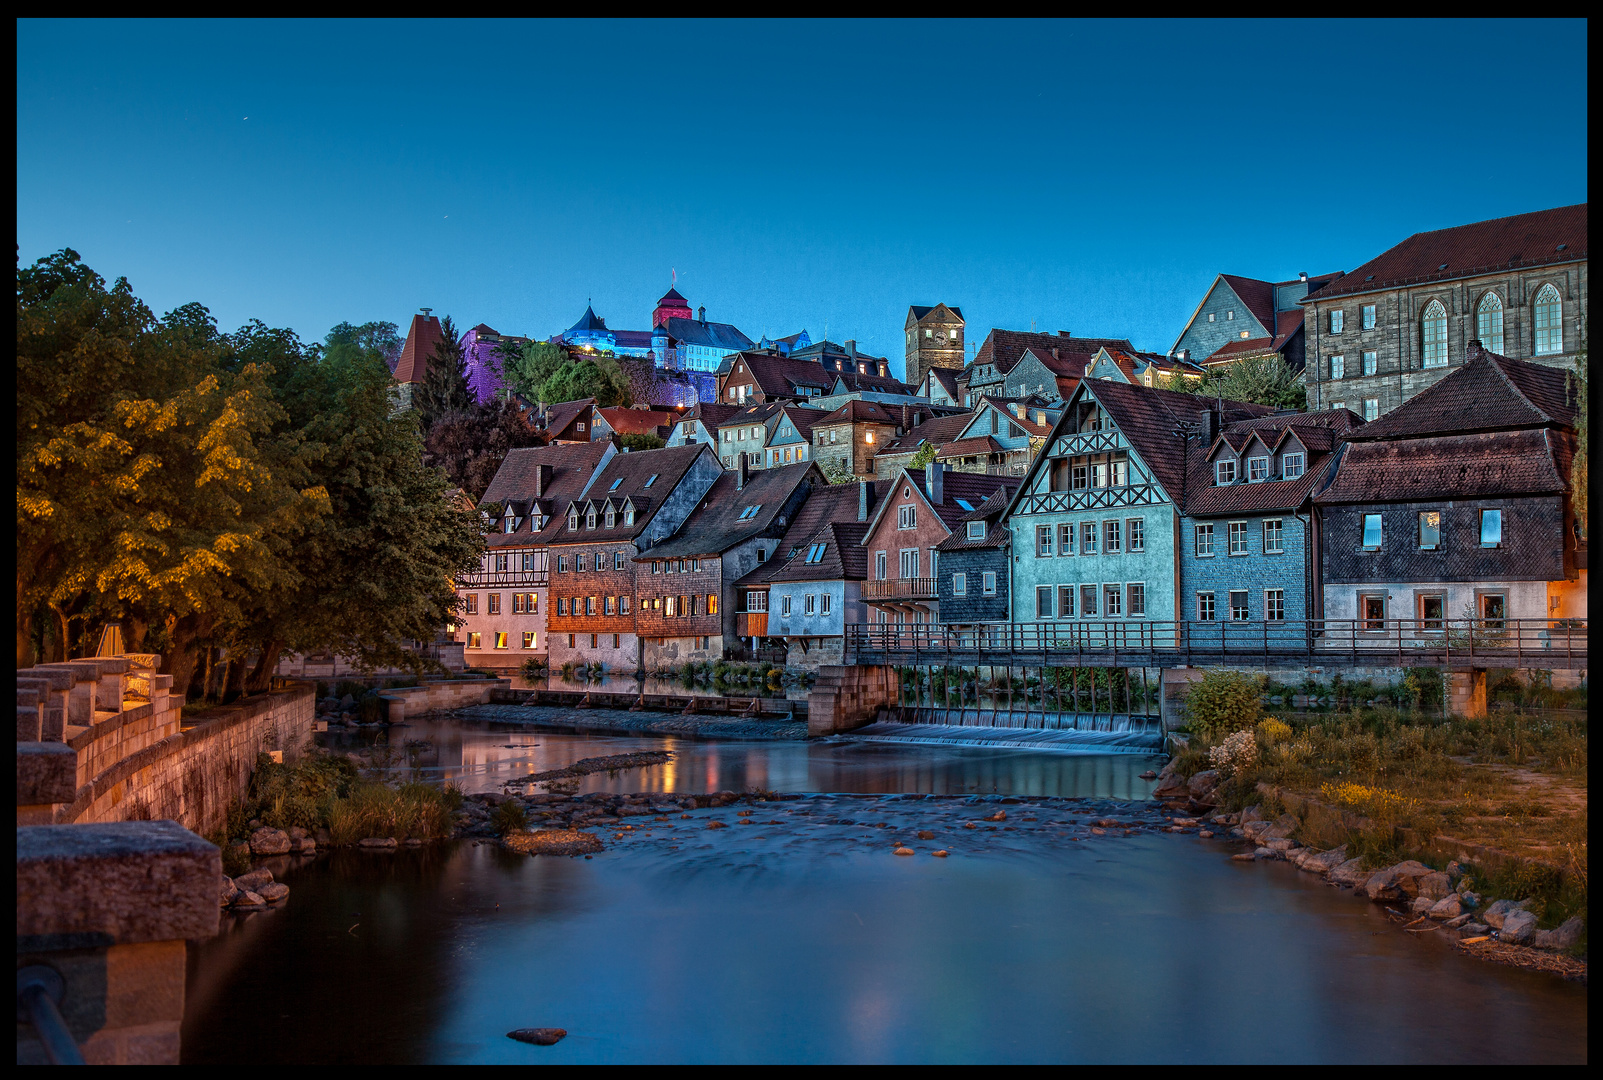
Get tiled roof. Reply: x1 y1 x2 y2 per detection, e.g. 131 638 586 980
1218 275 1277 330
717 400 788 430
480 442 613 548
1081 382 1276 497
657 287 688 306
539 443 713 547
1225 408 1362 437
725 352 837 397
1183 456 1329 517
597 406 677 436
736 482 893 586
936 435 1005 459
972 330 1135 376
542 397 596 439
1305 203 1586 300
814 399 901 426
566 305 607 333
640 462 818 559
1346 348 1578 441
936 488 1016 552
833 369 915 396
1316 430 1568 504
869 469 1016 538
393 313 445 384
924 367 961 397
910 304 964 321
874 412 975 456
664 316 754 352
776 404 828 440
681 402 741 430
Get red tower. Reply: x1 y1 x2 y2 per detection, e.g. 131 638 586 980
653 286 692 329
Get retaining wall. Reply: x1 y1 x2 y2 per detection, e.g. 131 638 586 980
807 665 897 735
379 677 508 722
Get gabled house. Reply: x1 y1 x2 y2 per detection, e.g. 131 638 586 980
1313 346 1585 648
715 401 789 470
1179 409 1361 630
1004 381 1274 631
918 366 963 407
1170 271 1342 374
763 404 826 468
542 443 723 672
734 480 892 668
904 303 965 391
859 464 1016 626
932 396 1053 476
871 411 974 478
591 404 680 443
717 351 837 405
538 398 598 444
809 399 905 481
1084 346 1207 389
460 441 616 668
935 486 1017 629
963 329 1136 407
669 401 742 449
632 460 822 666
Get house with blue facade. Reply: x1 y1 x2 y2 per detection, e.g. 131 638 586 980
1004 381 1273 635
935 486 1015 629
1179 408 1361 628
551 287 756 374
1169 271 1342 372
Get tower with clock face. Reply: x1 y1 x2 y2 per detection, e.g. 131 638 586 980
904 304 965 390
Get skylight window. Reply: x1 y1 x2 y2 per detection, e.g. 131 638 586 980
954 498 975 511
644 474 658 488
804 543 827 563
609 478 622 491
738 505 762 520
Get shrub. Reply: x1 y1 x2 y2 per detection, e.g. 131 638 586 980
491 800 528 835
1256 717 1292 746
519 657 546 680
1182 669 1263 738
1208 730 1259 778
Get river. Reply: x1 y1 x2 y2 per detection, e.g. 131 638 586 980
183 724 1587 1064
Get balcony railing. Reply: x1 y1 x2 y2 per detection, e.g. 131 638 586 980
458 569 548 588
863 577 938 601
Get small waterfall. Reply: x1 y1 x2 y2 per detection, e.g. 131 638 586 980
901 706 1162 736
846 720 1163 754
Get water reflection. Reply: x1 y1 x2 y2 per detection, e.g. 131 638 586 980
325 719 1166 799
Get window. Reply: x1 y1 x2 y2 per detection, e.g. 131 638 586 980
899 549 919 578
1247 456 1269 482
898 504 917 529
1194 523 1214 557
1418 511 1440 549
747 590 767 613
568 511 579 530
1059 523 1075 555
804 593 816 615
487 593 501 614
875 551 886 579
624 505 635 526
574 554 585 573
595 552 605 571
967 521 986 540
614 551 625 570
1479 592 1506 629
1476 292 1504 354
644 474 658 488
586 508 596 529
1216 459 1237 485
513 592 525 614
605 596 616 615
1227 310 1235 320
1037 525 1054 557
953 572 967 596
1228 521 1249 555
1533 284 1563 355
1362 304 1377 330
1329 354 1345 380
1208 312 1215 322
982 571 997 595
1229 590 1249 621
1071 462 1088 489
1081 521 1097 555
468 631 482 650
1128 583 1145 617
1480 508 1502 547
1104 519 1122 553
1362 351 1377 376
1361 513 1383 550
1263 518 1284 553
1363 399 1379 422
1331 401 1345 413
1104 584 1122 617
585 596 596 616
804 542 827 563
605 508 615 528
1330 310 1344 333
465 593 479 615
1036 585 1054 619
1421 300 1448 368
1197 593 1215 621
523 631 536 649
1079 584 1098 617
665 596 676 617
1058 585 1075 618
650 561 661 574
576 422 585 432
1419 593 1445 632
1256 588 1282 623
1361 593 1386 631
819 593 828 616
556 597 567 615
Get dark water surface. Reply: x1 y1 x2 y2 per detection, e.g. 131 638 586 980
184 733 1587 1064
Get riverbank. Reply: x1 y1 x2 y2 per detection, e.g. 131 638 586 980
456 703 809 740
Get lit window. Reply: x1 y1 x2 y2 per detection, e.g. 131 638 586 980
605 596 616 615
1247 456 1269 482
1265 589 1284 621
1216 460 1236 485
1263 518 1284 553
523 631 536 649
1480 508 1502 547
1282 453 1304 480
468 632 482 650
1229 590 1249 621
1361 304 1376 330
1362 513 1383 549
1194 523 1214 557
1363 351 1377 376
1197 593 1214 621
1418 511 1440 549
1361 594 1386 631
1421 300 1448 368
1533 284 1563 354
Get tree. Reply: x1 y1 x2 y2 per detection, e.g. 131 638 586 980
538 358 632 408
500 340 570 402
411 315 473 433
908 442 939 470
820 458 857 484
1162 353 1306 410
325 321 402 374
619 432 665 452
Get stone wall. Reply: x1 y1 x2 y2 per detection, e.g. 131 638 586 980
57 682 316 837
70 692 183 794
806 664 897 735
378 676 509 722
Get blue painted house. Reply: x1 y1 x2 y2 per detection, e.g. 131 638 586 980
1179 409 1361 628
935 486 1016 627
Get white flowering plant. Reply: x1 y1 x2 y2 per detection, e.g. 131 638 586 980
1208 729 1259 778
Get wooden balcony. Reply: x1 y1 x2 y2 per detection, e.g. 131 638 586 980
737 612 769 637
863 577 937 601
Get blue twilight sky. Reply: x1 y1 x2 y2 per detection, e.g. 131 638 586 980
17 19 1589 379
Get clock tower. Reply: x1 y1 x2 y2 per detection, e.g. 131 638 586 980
904 304 965 390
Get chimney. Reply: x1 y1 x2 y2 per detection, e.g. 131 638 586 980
1178 349 1189 362
533 463 552 497
1197 409 1215 445
698 305 706 324
858 480 869 522
1299 271 1308 283
901 404 909 432
737 451 747 491
1051 347 1060 360
925 461 943 505
1057 330 1072 338
847 339 857 359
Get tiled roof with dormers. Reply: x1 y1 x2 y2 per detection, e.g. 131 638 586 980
1316 429 1569 504
972 329 1135 376
1075 381 1276 498
935 487 1016 553
1346 349 1578 441
538 443 712 547
874 412 976 457
638 462 820 560
735 481 893 587
814 399 902 426
480 441 614 549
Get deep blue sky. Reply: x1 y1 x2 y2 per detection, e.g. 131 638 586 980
18 19 1588 378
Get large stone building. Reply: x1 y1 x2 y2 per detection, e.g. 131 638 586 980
904 304 965 390
1301 203 1587 420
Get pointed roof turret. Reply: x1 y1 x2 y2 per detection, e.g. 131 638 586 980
567 305 608 334
393 310 445 384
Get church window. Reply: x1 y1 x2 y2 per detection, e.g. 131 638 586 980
1476 292 1504 354
1421 300 1448 368
1534 284 1563 355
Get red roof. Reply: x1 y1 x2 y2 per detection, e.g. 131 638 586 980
597 406 676 436
1306 203 1586 300
1217 274 1277 330
936 435 1006 459
972 329 1134 376
1317 430 1569 504
393 313 445 384
1346 348 1578 441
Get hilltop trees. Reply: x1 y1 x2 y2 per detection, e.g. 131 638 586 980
502 339 632 408
1163 353 1307 410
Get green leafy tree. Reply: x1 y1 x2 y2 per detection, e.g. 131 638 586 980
1181 669 1263 740
411 315 473 433
539 358 632 408
620 432 665 452
424 398 543 501
500 340 570 402
325 320 402 374
820 458 856 484
908 442 940 469
1162 353 1306 410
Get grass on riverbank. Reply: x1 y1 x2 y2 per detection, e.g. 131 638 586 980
1171 672 1587 949
211 751 463 872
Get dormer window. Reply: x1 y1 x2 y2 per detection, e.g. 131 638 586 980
1247 456 1269 483
1216 460 1237 485
576 422 585 432
605 508 616 528
1282 453 1305 480
586 508 597 529
624 504 635 526
568 511 579 530
967 521 986 540
504 515 516 533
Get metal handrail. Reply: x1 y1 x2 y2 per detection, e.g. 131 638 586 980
17 966 85 1065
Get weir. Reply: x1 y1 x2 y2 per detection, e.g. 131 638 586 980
848 719 1164 754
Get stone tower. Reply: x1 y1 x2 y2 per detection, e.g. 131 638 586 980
904 304 965 389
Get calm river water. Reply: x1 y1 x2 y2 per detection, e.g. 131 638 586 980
183 727 1587 1064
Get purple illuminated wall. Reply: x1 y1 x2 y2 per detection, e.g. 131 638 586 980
461 326 510 405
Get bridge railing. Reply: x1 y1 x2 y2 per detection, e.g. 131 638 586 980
846 618 1586 666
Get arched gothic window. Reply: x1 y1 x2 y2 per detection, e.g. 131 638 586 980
1475 292 1504 354
1534 284 1563 355
1421 300 1448 368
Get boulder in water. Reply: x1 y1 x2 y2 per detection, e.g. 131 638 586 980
507 1028 567 1046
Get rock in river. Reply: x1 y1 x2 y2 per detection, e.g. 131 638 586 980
1328 858 1374 889
508 1028 566 1046
259 882 290 903
1499 909 1538 945
1427 894 1463 920
249 827 291 856
1364 861 1434 902
234 867 274 892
